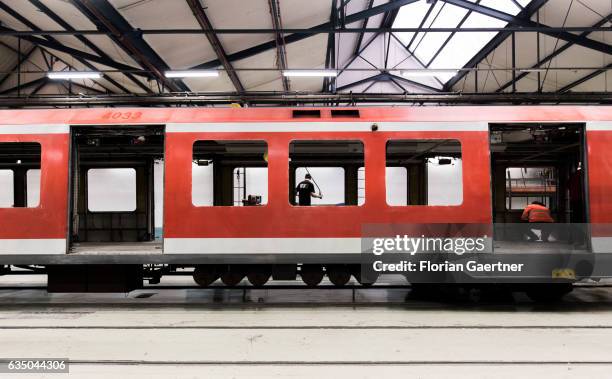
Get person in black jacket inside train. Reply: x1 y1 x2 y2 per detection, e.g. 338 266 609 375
296 174 322 206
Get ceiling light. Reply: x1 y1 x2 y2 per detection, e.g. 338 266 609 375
518 68 547 73
165 70 219 78
283 70 338 77
47 71 102 79
400 69 458 77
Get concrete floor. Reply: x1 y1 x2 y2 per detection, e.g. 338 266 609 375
1 275 612 378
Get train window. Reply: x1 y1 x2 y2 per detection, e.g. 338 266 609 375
386 139 463 206
26 169 40 207
505 167 556 210
386 167 408 206
193 140 268 206
0 142 41 208
358 167 365 206
232 167 268 206
0 170 14 207
154 159 164 239
192 160 214 206
289 140 364 206
87 168 137 212
295 167 345 205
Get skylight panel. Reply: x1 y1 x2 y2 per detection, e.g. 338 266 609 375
428 11 507 81
516 0 533 9
479 0 523 15
393 1 438 46
390 0 537 83
411 4 469 64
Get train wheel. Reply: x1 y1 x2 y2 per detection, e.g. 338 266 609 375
247 265 272 287
351 265 378 286
354 272 378 287
193 265 220 287
327 265 351 287
220 265 245 287
300 264 324 287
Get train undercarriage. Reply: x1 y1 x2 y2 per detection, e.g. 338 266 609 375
0 263 576 302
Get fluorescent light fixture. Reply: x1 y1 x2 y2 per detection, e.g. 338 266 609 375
47 71 102 79
518 68 547 73
400 69 458 77
165 70 219 78
283 70 338 77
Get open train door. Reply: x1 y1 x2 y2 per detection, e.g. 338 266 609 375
489 123 590 254
67 125 165 255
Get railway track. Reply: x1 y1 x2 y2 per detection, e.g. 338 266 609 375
1 285 612 376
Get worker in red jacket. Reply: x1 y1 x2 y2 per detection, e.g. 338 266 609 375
521 201 554 242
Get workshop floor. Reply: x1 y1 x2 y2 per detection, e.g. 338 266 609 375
1 274 611 378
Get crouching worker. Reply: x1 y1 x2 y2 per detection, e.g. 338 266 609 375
521 201 554 242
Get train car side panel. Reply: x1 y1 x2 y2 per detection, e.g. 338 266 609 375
163 122 491 255
586 122 612 252
0 125 69 254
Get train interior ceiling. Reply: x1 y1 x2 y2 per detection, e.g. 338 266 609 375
70 125 164 255
489 123 588 252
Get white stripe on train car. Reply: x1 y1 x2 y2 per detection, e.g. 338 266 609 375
0 239 66 255
164 237 495 255
586 122 612 131
0 124 69 134
590 237 612 254
164 238 362 255
166 122 489 133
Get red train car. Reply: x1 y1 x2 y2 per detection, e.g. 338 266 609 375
0 106 610 294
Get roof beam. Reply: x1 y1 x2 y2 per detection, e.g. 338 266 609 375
336 72 440 92
192 0 420 69
40 49 116 94
496 12 612 93
0 76 47 96
29 78 49 95
386 73 442 92
268 0 290 91
390 32 444 88
510 0 524 10
557 63 612 93
405 0 437 52
336 72 385 91
443 0 548 90
186 0 245 93
338 32 380 76
71 0 189 92
61 80 108 95
0 27 145 75
353 0 374 57
0 3 119 94
0 46 37 88
381 3 401 69
426 0 479 67
1 92 611 107
323 0 339 92
28 0 152 94
2 26 611 35
438 0 612 55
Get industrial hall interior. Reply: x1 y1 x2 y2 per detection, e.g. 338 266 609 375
0 0 611 378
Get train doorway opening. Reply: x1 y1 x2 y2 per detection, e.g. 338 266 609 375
68 125 165 255
489 123 589 253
